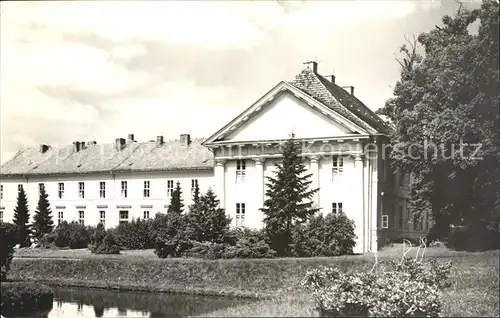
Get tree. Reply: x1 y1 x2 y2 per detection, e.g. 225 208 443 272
167 181 184 215
192 180 201 205
12 186 31 247
260 132 320 256
32 186 54 241
186 189 232 243
377 1 499 242
1 223 19 280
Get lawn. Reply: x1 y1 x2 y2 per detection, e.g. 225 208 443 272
10 245 500 317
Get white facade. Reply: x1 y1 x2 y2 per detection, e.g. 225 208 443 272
0 170 213 228
0 64 429 253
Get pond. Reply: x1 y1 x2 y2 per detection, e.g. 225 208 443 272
25 286 256 318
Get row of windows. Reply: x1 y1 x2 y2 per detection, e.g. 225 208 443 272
59 209 152 227
234 158 345 183
0 158 348 200
3 180 200 200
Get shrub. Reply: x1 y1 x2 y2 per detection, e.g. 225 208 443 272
39 232 57 248
53 221 91 249
113 218 154 250
0 282 54 317
224 228 276 259
302 253 452 317
0 223 18 281
152 213 192 258
184 241 227 260
291 213 356 257
92 232 121 255
92 223 106 249
184 229 277 259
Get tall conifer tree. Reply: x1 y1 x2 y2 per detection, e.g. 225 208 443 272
167 181 184 215
33 186 54 240
12 186 31 247
260 132 320 256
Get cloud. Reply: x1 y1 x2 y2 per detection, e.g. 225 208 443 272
0 0 462 164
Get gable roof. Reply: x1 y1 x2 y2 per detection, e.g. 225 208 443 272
204 66 392 145
0 138 213 177
289 67 392 135
203 81 372 145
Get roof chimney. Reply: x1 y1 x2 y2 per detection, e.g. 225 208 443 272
115 138 126 151
128 134 135 143
330 75 336 84
156 135 164 147
303 61 318 73
180 134 191 147
80 141 86 150
73 141 81 152
39 144 50 154
342 86 355 96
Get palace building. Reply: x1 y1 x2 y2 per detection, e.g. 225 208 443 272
0 63 430 253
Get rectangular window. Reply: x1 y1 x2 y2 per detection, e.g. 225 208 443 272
399 206 404 229
0 184 3 200
18 184 23 192
382 215 389 229
38 183 45 195
119 210 129 224
121 181 128 198
332 202 343 214
143 210 150 219
99 210 106 227
99 181 106 198
58 211 64 225
78 182 85 199
78 210 85 225
235 203 246 227
332 156 344 179
236 160 246 183
167 180 174 197
191 179 198 197
58 183 64 199
143 181 150 198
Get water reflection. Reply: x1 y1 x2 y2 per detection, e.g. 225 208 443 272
29 286 255 318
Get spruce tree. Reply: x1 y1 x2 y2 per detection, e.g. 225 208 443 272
187 189 231 243
192 181 200 206
33 186 54 241
260 132 320 256
12 186 31 247
167 181 184 215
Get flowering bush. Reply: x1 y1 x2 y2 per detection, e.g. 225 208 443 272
302 244 452 317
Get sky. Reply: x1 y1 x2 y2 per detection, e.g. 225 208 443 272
0 0 482 164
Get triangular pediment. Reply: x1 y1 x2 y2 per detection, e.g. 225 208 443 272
203 82 369 145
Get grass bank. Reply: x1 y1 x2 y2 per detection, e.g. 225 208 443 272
10 255 376 299
10 246 499 317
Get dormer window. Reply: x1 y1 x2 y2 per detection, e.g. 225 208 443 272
236 159 246 183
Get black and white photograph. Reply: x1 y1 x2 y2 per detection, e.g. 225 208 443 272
0 0 498 317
